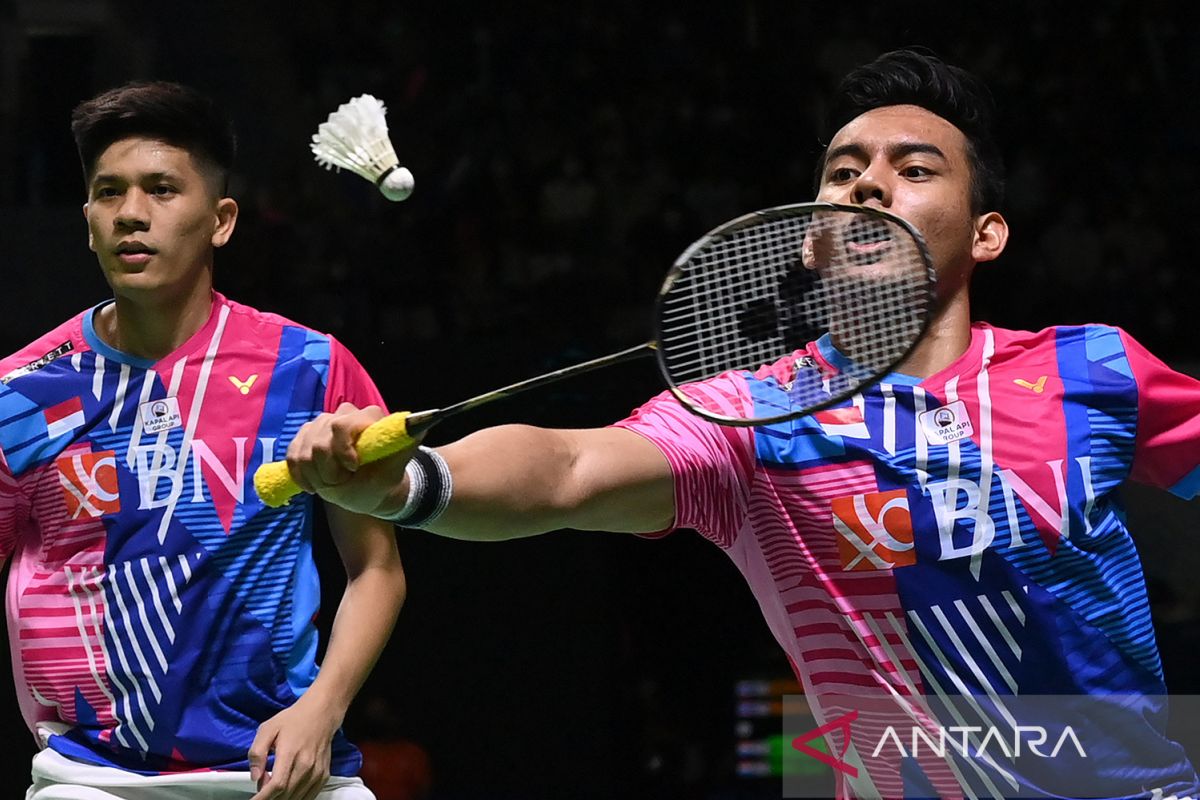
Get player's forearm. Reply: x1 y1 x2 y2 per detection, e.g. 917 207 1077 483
303 558 406 716
417 424 674 540
414 425 581 540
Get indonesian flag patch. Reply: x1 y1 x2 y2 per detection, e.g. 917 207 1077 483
44 397 85 439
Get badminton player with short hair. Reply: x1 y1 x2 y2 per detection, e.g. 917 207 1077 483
0 82 404 799
290 50 1200 797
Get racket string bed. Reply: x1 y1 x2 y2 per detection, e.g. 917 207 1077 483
657 207 933 418
662 218 792 381
661 215 803 380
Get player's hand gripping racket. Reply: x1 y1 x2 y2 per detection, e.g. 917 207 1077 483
254 202 934 507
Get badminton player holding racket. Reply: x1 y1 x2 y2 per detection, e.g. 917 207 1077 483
0 84 403 799
289 51 1200 798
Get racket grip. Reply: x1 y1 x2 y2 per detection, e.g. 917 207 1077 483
254 461 303 509
254 412 419 508
355 411 419 465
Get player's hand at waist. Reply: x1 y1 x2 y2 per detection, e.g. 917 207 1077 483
248 688 344 800
286 403 417 518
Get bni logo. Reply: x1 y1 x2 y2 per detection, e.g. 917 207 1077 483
831 489 915 571
56 450 120 519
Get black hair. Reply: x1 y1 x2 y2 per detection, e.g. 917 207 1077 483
815 48 1005 213
70 81 236 194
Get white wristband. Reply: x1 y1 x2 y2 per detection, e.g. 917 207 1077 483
387 446 452 528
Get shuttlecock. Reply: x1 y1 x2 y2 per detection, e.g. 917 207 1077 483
311 94 414 201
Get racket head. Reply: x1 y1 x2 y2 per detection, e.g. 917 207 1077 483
652 202 935 427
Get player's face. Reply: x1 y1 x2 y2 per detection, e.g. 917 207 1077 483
816 105 1005 297
84 137 236 301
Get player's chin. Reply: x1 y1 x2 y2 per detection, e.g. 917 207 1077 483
102 268 174 297
104 270 146 288
102 252 160 278
102 256 148 276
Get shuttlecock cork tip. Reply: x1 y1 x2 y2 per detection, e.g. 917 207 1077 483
379 167 414 202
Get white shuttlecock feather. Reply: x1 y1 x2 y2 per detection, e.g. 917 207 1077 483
311 94 414 201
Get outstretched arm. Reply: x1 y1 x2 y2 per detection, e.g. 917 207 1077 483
286 405 676 539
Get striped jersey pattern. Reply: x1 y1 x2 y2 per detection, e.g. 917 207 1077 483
0 292 383 775
616 323 1200 799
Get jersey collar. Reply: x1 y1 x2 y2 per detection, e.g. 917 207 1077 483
83 292 224 369
814 333 924 387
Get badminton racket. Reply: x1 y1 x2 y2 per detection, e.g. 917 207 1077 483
255 201 934 507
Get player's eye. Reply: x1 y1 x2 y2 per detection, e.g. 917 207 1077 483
93 186 120 199
826 167 858 183
900 165 933 179
151 184 177 196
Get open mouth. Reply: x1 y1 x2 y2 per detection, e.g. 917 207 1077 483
843 217 893 264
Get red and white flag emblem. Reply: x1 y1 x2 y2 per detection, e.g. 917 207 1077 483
814 396 868 438
44 397 85 439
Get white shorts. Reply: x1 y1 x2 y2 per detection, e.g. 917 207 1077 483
26 749 377 800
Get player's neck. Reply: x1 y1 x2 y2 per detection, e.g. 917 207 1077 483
896 293 973 379
96 281 216 361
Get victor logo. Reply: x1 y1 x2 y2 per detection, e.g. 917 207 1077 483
1013 376 1048 393
228 374 258 395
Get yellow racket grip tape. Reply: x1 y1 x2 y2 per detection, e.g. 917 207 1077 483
355 411 419 464
254 412 417 508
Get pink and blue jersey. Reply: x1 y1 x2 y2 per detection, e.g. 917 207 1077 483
0 292 383 776
617 322 1200 799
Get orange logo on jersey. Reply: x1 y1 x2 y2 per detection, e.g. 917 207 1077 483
57 450 120 519
1014 376 1048 393
832 489 915 571
228 374 258 395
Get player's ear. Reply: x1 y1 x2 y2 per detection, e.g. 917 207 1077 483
971 211 1008 264
83 202 96 253
211 197 238 248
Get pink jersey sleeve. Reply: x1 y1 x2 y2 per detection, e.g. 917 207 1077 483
324 336 387 413
0 448 21 565
1123 329 1200 497
612 375 756 548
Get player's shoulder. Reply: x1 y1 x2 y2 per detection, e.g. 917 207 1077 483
622 368 754 430
979 321 1136 357
220 294 328 337
749 349 808 385
0 311 89 386
216 296 376 395
979 322 1161 394
217 294 346 352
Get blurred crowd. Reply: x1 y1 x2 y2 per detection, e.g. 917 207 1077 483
6 2 1196 401
198 2 1199 414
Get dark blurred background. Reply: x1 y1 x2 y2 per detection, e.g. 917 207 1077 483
1 1 1198 797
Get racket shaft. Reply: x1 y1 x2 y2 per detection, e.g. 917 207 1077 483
254 342 653 506
438 342 653 418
